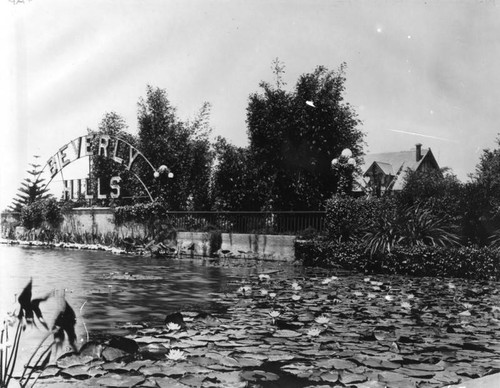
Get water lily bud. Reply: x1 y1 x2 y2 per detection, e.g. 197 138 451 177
153 171 160 179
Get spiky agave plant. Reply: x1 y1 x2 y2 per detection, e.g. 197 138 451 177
0 279 77 388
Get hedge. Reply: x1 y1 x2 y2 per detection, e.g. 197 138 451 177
295 239 500 280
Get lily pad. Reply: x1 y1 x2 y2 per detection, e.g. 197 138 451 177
57 354 95 369
88 373 145 387
240 370 280 382
272 329 302 338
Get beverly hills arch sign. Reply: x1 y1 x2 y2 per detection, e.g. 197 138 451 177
40 134 172 202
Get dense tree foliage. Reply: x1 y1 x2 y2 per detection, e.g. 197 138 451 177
88 112 141 205
137 86 213 210
9 156 50 212
246 63 363 210
398 168 463 223
466 135 500 245
211 137 257 211
21 197 63 230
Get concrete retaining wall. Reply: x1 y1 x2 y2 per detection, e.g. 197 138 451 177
57 208 295 261
177 231 295 262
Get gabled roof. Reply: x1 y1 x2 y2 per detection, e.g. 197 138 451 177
357 147 439 191
365 161 394 176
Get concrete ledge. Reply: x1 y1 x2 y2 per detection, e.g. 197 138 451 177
177 231 296 261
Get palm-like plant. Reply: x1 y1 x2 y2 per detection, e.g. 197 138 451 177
363 204 459 255
400 204 460 248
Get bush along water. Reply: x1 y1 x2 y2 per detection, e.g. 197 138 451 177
296 238 500 280
303 193 500 280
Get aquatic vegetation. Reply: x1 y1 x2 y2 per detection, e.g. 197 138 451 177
306 327 322 337
268 310 281 325
166 322 181 332
314 315 330 325
166 349 186 361
1 279 77 388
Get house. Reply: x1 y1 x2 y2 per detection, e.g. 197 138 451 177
357 143 440 196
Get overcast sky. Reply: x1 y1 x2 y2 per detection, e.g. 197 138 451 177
1 0 500 209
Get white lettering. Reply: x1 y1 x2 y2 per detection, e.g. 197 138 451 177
126 145 140 170
59 144 70 167
98 135 110 157
110 176 121 198
112 139 123 164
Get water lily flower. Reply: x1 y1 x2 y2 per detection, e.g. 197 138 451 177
307 327 322 337
400 301 412 310
353 291 363 297
260 289 269 296
406 294 415 300
237 285 252 295
269 310 281 324
372 286 381 291
322 276 338 285
259 274 271 282
364 277 371 282
385 295 394 302
167 322 181 331
291 282 302 291
269 292 277 299
315 315 330 325
166 348 186 361
462 302 473 310
291 294 301 301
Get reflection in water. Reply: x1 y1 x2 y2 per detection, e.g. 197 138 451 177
0 245 298 374
2 246 226 336
0 245 296 342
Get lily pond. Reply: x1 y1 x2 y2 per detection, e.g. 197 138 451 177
1 244 500 388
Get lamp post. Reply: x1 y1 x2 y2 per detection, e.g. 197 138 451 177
154 165 174 201
331 148 356 196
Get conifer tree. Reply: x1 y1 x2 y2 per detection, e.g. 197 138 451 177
9 156 50 212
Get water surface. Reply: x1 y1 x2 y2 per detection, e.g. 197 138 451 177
0 245 297 341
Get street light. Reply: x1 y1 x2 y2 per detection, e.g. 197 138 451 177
154 165 174 179
331 148 356 195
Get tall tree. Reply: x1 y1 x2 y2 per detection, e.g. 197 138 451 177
9 155 50 212
137 85 214 210
211 137 257 211
88 112 141 205
467 135 500 244
246 63 364 210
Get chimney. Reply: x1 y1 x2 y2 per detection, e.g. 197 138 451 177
416 143 422 162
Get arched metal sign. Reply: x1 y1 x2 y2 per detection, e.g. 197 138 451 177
38 134 172 202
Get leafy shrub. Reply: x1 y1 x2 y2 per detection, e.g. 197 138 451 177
296 239 500 280
21 198 63 230
113 202 169 226
325 195 393 242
